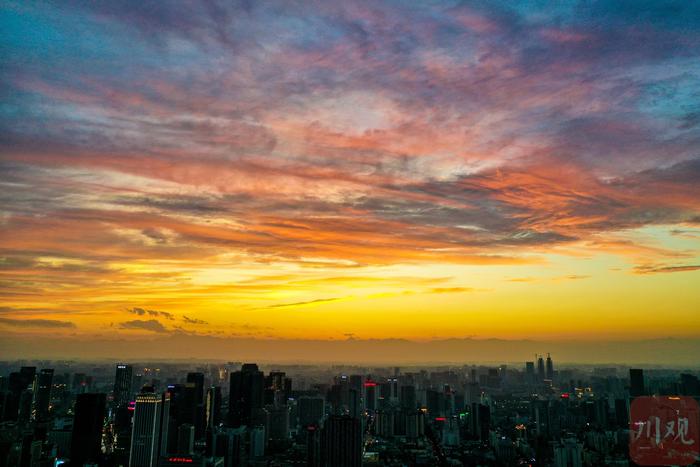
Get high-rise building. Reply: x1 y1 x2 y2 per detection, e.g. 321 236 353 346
305 424 321 467
348 388 360 419
525 362 535 385
629 369 645 397
546 353 554 380
554 438 583 467
3 368 36 422
205 386 222 430
166 383 198 454
177 423 195 455
129 391 169 467
614 399 629 427
399 385 416 411
114 364 133 408
364 381 377 412
34 369 54 421
298 397 325 427
71 393 107 465
320 415 361 467
214 427 246 466
537 356 546 382
470 402 490 442
680 373 700 396
266 405 291 441
228 364 264 427
186 372 205 438
249 425 266 458
17 387 33 424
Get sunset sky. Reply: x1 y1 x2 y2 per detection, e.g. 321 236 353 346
1 1 699 361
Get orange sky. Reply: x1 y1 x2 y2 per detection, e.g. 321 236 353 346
1 1 699 361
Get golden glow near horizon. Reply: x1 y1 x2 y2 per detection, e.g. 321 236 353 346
2 229 699 342
1 2 699 352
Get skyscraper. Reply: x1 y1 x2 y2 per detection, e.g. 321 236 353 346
2 368 36 422
114 364 133 408
186 372 205 438
399 385 416 412
320 415 362 467
34 369 54 421
71 393 107 465
298 397 325 427
228 363 264 427
306 424 321 467
629 369 645 397
546 353 554 380
525 362 535 385
129 391 169 467
205 386 222 430
537 355 546 382
164 382 199 454
177 424 195 455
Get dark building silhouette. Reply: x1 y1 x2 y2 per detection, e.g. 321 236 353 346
35 369 54 421
177 423 195 455
471 402 491 442
114 364 133 408
228 363 264 427
545 353 554 380
525 362 535 384
364 381 377 412
614 398 629 428
299 397 325 427
629 369 645 397
680 373 700 396
320 415 361 467
306 424 321 467
166 383 197 453
3 367 36 422
537 356 545 382
129 391 169 467
186 372 205 438
265 371 292 406
400 385 416 411
71 393 106 465
205 386 222 430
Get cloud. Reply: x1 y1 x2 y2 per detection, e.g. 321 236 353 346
0 317 76 328
182 316 208 325
128 307 175 320
268 298 342 309
633 264 700 275
506 277 536 283
119 319 167 333
559 275 591 281
0 0 698 344
429 287 473 294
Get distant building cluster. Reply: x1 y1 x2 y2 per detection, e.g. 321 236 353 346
0 357 698 466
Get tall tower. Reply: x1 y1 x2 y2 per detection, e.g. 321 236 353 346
525 362 535 385
129 391 169 467
34 368 54 421
228 363 264 427
629 369 645 397
114 364 133 408
205 386 222 430
186 372 205 438
545 353 554 380
536 355 545 382
320 415 362 467
71 393 107 465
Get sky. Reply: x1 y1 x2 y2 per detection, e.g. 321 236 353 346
1 1 699 362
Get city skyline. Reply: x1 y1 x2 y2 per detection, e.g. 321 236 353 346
1 1 700 361
0 358 697 465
